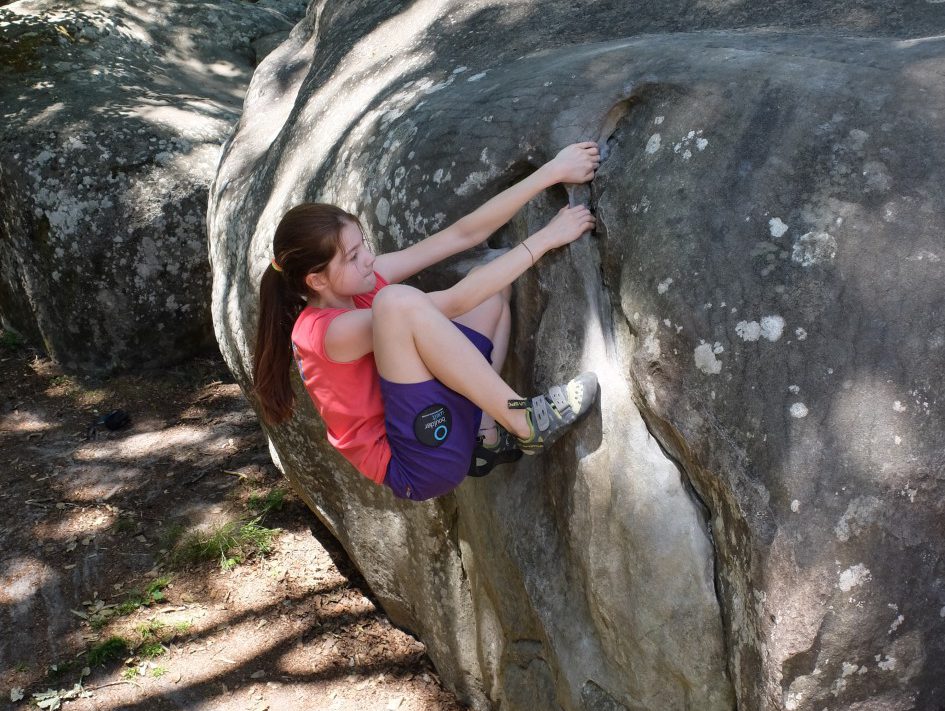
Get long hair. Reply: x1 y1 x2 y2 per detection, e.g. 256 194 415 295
253 203 361 425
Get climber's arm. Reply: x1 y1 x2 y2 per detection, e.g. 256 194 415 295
373 142 599 284
427 204 596 318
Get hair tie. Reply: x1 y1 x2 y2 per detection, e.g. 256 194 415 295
270 258 283 272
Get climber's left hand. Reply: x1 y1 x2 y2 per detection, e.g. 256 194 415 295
549 142 600 184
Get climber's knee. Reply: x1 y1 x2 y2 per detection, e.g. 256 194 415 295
372 284 430 322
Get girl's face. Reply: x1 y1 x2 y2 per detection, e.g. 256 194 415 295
323 221 376 298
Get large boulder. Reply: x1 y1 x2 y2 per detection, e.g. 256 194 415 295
0 0 305 371
209 2 945 709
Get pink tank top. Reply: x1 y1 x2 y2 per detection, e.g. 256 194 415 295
290 272 390 484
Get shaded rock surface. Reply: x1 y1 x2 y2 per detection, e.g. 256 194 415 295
209 2 945 710
0 0 306 371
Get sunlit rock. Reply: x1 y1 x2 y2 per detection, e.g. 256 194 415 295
0 0 306 371
210 2 945 709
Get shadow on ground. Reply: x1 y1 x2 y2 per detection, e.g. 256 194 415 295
0 338 465 710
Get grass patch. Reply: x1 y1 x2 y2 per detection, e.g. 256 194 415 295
136 620 165 641
114 599 142 616
146 576 171 600
173 620 192 634
45 659 77 680
114 575 172 616
112 516 137 534
79 576 171 629
169 518 279 571
87 636 129 667
151 666 168 678
138 641 165 659
247 488 285 516
159 522 186 550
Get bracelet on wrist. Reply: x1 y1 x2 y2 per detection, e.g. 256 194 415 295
521 241 535 266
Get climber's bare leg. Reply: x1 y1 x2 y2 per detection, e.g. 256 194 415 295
452 283 511 445
372 285 529 440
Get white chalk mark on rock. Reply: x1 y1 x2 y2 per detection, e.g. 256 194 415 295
769 217 789 238
694 343 722 375
735 316 784 342
793 232 837 266
735 321 761 341
375 197 390 226
838 563 871 592
835 496 881 542
889 615 904 634
760 315 785 341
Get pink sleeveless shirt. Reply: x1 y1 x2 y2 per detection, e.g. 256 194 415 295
290 272 390 484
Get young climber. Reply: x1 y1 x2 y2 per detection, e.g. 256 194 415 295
253 142 600 501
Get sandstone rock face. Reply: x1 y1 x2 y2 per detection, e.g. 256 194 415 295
209 2 945 709
0 0 305 371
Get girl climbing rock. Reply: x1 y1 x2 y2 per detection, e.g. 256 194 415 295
253 142 600 501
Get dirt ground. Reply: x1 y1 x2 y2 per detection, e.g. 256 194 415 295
0 335 467 711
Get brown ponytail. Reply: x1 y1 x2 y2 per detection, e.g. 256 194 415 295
253 203 362 425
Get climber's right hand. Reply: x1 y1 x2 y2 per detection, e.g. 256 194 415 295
537 204 596 250
548 142 601 184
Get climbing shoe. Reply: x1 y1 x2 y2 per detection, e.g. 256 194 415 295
509 372 598 454
467 424 524 477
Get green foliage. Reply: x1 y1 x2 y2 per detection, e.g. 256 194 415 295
160 523 186 550
114 575 172 616
136 619 165 641
44 659 76 679
247 487 285 516
86 636 129 667
112 516 137 534
169 518 279 571
145 576 171 600
137 641 165 659
173 620 192 633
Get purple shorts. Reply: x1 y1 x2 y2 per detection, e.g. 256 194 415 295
380 322 494 501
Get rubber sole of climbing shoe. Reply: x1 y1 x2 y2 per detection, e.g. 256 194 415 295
467 424 524 477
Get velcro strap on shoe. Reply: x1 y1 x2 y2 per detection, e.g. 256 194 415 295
532 395 551 432
507 398 528 409
547 385 571 415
